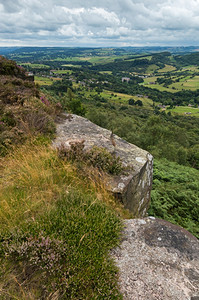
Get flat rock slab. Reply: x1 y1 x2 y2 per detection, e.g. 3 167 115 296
112 218 199 300
53 114 153 216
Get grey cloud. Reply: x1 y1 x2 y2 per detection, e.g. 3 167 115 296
0 0 21 13
0 0 199 46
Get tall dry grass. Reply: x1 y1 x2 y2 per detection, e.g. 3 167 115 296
0 141 78 231
0 140 126 299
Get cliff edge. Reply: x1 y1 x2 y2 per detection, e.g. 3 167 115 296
53 114 153 216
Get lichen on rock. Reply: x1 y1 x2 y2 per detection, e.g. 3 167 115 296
112 218 199 300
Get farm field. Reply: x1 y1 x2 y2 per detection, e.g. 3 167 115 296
146 64 159 73
143 74 199 92
157 64 176 73
49 57 82 61
61 64 81 68
180 66 199 72
80 88 154 109
53 70 73 74
20 62 50 69
79 55 125 64
142 77 178 93
168 106 199 117
35 76 61 86
99 71 112 74
171 76 199 90
125 55 152 62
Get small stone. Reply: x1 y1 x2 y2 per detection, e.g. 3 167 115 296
118 183 125 189
138 220 147 225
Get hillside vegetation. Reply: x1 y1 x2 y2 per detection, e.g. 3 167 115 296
149 159 199 238
0 53 199 298
0 141 124 299
0 56 63 156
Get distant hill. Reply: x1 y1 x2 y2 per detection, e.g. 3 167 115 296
0 47 21 55
174 52 199 66
0 45 198 58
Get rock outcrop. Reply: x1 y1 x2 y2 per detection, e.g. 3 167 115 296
112 218 199 300
53 114 153 216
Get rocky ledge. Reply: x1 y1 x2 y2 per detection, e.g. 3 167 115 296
112 218 199 300
53 114 153 216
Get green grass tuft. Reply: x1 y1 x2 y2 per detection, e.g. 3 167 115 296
0 141 124 299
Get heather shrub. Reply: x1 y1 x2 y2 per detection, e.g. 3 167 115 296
0 77 39 105
19 109 56 135
1 110 16 127
1 190 122 298
86 146 124 175
0 60 60 155
58 140 85 161
58 142 124 175
2 232 66 279
0 99 56 155
0 55 26 78
0 127 24 156
0 121 6 133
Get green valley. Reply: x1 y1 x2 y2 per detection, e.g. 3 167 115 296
0 47 199 298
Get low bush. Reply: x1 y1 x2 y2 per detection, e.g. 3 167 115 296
58 141 124 175
18 109 56 135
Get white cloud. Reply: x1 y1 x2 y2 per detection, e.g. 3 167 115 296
58 24 83 37
0 0 199 46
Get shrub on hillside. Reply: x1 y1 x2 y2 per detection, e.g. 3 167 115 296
19 109 56 135
58 142 124 175
148 159 199 238
0 76 39 105
0 55 26 78
0 57 65 156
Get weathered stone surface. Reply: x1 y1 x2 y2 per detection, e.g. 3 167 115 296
112 218 199 300
53 114 153 216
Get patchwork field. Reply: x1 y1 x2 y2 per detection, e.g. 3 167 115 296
81 89 154 109
35 76 62 86
53 70 73 74
169 106 199 117
61 64 81 68
20 63 50 69
157 64 176 73
143 74 199 92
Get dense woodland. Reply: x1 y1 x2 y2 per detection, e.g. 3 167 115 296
0 49 198 298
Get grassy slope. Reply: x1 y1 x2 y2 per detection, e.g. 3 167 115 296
157 64 176 73
0 55 124 299
0 140 124 299
78 88 154 110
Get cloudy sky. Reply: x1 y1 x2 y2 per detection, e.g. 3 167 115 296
0 0 199 47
